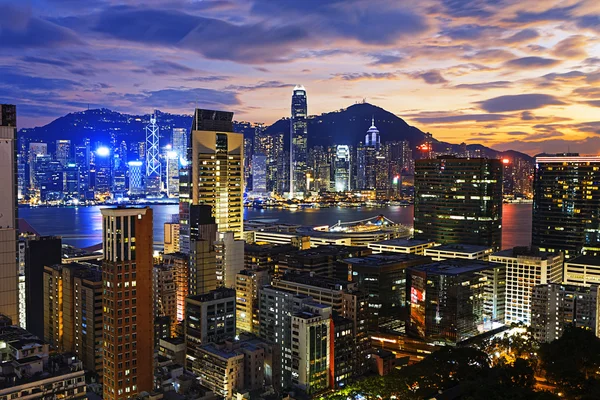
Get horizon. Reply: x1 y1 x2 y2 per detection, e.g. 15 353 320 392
1 0 600 154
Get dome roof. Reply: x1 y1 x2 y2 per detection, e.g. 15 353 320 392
293 84 306 91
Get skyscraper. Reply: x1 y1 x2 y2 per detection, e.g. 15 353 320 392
183 108 243 242
334 145 351 192
0 104 19 323
101 207 154 400
414 157 503 250
172 127 188 164
145 114 161 196
28 142 47 189
532 154 600 258
127 161 144 195
290 85 308 197
55 139 71 166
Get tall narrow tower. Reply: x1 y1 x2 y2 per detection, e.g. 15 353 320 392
145 113 161 196
0 104 18 323
101 207 154 400
290 85 307 198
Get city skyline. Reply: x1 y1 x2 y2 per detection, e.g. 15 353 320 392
1 1 599 155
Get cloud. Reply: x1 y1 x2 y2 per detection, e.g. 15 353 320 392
409 113 509 124
585 100 600 108
521 111 536 120
532 71 587 88
464 49 515 62
573 87 600 98
504 56 561 69
125 87 240 109
183 76 230 82
225 81 292 91
408 70 448 84
552 35 588 59
250 0 429 45
21 56 72 68
368 53 403 66
331 72 399 81
454 81 512 90
0 66 82 91
0 4 82 48
509 5 577 24
92 5 308 64
503 29 539 44
441 24 500 41
146 60 195 76
440 0 495 18
479 94 565 112
577 15 600 33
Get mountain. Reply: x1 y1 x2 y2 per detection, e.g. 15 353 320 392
18 104 532 162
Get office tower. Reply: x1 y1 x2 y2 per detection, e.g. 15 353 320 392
375 144 389 198
172 127 188 163
290 85 308 197
0 104 18 323
414 157 503 250
252 153 267 193
38 159 63 202
406 260 502 344
364 145 378 190
273 272 370 383
334 145 351 192
490 247 563 325
235 268 270 334
153 264 177 337
127 161 144 196
244 137 253 191
365 117 380 149
145 114 161 196
43 263 103 381
55 139 71 166
531 283 600 343
564 255 600 285
101 207 154 400
163 253 189 330
187 205 219 295
154 315 171 346
0 325 86 399
163 215 180 254
265 132 284 193
185 288 236 371
533 154 600 258
94 147 111 195
355 142 366 190
166 150 179 197
28 142 47 189
63 163 80 199
340 254 430 331
112 168 126 198
23 235 62 339
75 143 90 198
277 150 290 194
215 232 244 288
185 108 243 239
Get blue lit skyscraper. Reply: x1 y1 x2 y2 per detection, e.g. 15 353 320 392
128 161 144 195
290 85 307 197
145 114 161 196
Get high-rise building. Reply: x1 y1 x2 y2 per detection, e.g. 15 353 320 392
145 114 161 196
188 205 219 296
252 153 267 193
55 139 71 166
172 127 188 164
0 104 19 323
489 247 563 325
153 264 178 338
28 142 47 189
406 260 503 344
101 207 154 400
163 252 189 328
127 161 144 196
94 147 112 196
533 155 600 258
215 231 244 288
235 268 270 334
63 163 80 198
163 215 180 254
74 143 90 197
166 150 179 197
414 157 503 250
531 283 600 343
43 263 103 381
290 85 308 197
23 235 62 339
334 145 351 192
564 255 600 286
185 108 243 239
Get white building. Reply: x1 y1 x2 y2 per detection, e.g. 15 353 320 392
368 238 435 255
425 243 494 261
564 255 600 286
334 145 351 192
489 247 563 325
215 232 245 288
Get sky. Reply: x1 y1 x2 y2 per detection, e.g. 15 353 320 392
1 0 599 155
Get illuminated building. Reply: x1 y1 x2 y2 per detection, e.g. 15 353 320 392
531 283 599 343
188 205 219 296
424 243 494 261
163 215 180 254
564 255 600 285
193 343 244 398
181 108 243 248
367 238 436 255
153 264 178 338
101 207 154 400
63 163 80 198
252 153 267 193
490 247 563 325
334 145 351 192
406 260 501 344
166 150 179 197
414 157 503 250
163 253 189 329
340 254 430 331
235 268 270 334
172 127 188 164
55 139 71 166
43 263 103 381
28 142 47 189
94 147 111 195
74 143 90 197
0 104 19 323
215 232 244 288
127 161 144 195
532 155 600 258
291 85 308 197
145 114 161 196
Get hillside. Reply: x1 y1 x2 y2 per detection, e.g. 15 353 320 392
17 104 532 162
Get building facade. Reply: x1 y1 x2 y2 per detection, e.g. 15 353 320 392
290 85 308 197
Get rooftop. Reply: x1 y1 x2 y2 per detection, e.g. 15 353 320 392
187 287 236 303
277 271 354 291
566 255 600 266
370 238 434 247
492 246 558 260
343 253 427 267
408 259 495 276
428 243 493 253
199 343 244 360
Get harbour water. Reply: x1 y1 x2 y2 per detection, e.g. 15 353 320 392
18 203 533 250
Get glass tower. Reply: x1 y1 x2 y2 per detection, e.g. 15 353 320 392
290 85 307 197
